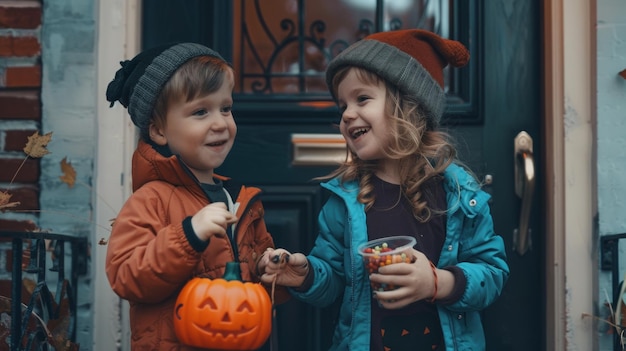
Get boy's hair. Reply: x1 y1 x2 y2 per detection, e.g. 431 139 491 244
151 56 233 138
105 42 228 141
325 66 456 221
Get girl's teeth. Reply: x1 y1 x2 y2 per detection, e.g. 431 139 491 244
352 128 369 138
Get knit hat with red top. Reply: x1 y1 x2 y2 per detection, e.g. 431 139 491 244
325 29 470 126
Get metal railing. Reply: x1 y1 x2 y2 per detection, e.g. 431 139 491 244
0 230 87 351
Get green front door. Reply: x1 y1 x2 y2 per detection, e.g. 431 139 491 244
144 1 543 350
478 2 543 350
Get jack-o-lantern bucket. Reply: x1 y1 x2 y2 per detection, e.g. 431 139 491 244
174 262 272 350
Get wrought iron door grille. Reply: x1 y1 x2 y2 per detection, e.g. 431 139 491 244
234 0 449 97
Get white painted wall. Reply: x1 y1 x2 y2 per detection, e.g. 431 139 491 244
39 0 97 347
596 0 626 349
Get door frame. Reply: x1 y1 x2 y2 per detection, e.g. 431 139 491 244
94 0 141 349
543 0 596 350
93 1 596 350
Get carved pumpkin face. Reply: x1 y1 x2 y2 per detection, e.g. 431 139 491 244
174 277 272 350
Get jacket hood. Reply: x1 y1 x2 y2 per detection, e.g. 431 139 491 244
442 163 490 218
131 140 201 193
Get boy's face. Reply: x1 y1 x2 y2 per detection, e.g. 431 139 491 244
149 70 236 184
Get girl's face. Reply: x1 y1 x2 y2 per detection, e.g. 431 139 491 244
149 70 236 184
337 69 395 171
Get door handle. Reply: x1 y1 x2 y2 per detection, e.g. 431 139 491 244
513 131 535 256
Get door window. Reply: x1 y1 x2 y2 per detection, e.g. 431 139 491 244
232 0 478 123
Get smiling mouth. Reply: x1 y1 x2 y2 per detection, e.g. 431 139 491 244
206 140 227 147
349 127 370 139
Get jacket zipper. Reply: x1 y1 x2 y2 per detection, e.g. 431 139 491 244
194 173 263 262
229 192 262 261
348 214 357 339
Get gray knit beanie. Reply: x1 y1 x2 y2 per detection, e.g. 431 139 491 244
326 29 469 126
106 42 225 134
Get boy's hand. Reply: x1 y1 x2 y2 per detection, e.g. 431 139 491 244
259 248 309 288
191 202 237 241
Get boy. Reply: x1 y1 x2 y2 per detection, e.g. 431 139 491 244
105 42 287 350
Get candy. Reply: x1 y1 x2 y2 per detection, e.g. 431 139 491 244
357 236 416 291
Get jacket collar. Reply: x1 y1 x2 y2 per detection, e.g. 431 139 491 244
321 163 490 217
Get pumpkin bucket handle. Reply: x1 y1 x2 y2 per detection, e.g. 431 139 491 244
222 261 242 281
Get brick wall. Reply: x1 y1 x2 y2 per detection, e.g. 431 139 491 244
0 0 43 235
0 0 42 309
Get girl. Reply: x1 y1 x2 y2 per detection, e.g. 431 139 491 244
258 29 509 351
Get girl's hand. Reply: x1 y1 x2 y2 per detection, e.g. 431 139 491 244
258 248 309 288
190 202 237 241
369 249 435 309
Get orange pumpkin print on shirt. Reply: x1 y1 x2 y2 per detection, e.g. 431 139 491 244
381 315 441 351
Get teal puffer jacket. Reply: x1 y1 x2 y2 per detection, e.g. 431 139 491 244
290 163 509 351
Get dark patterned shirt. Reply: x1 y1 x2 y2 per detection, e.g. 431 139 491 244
367 175 446 351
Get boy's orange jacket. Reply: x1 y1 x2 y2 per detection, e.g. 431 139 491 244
106 140 288 350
